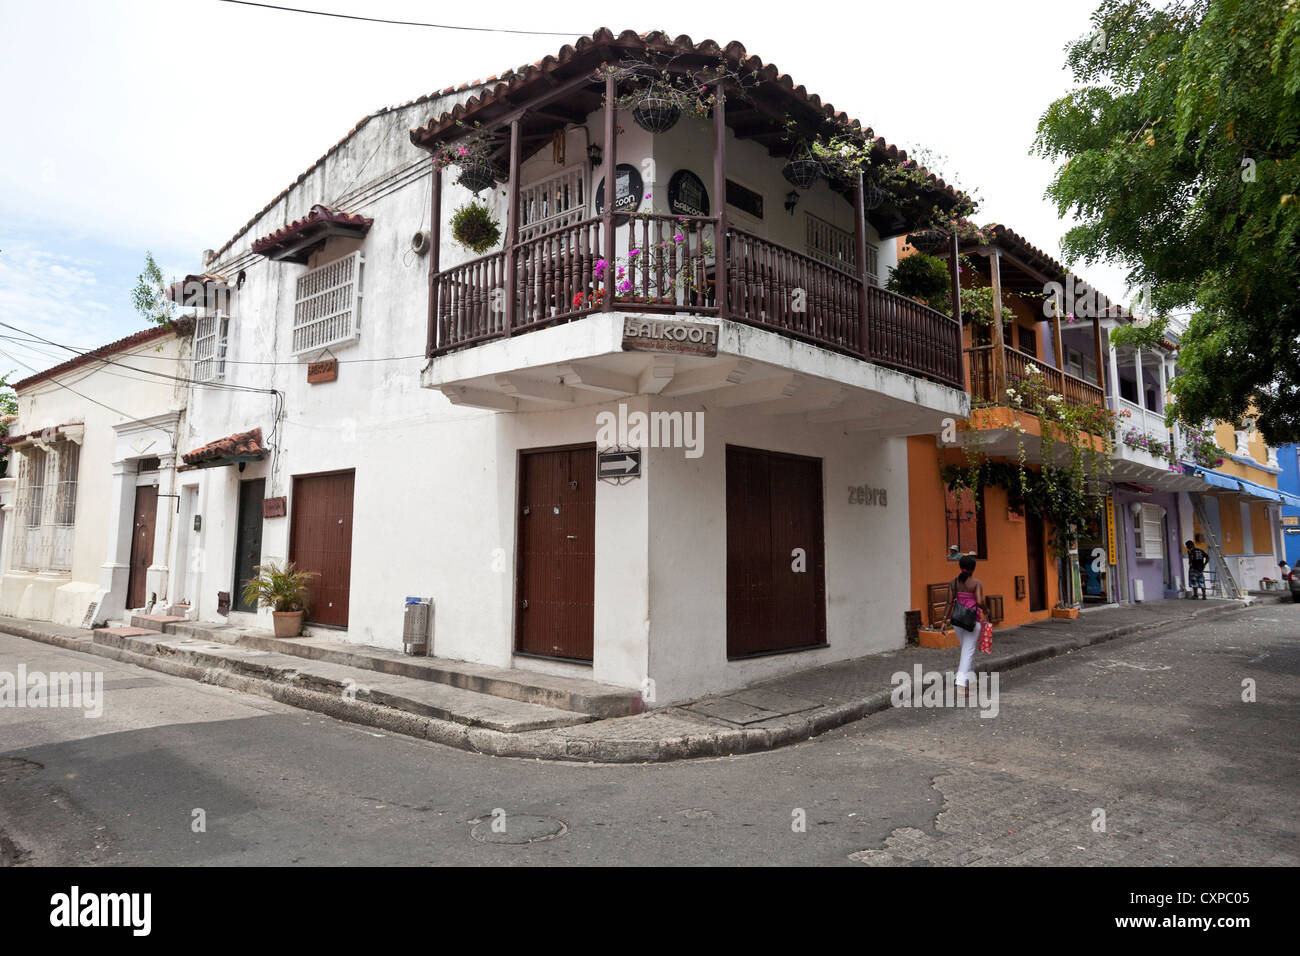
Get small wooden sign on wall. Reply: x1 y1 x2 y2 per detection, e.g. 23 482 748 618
262 496 287 518
308 358 338 383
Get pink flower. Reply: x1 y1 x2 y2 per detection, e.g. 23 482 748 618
674 233 684 242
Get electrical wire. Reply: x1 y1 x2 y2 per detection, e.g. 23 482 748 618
0 321 278 397
214 0 584 36
0 348 178 441
0 331 426 368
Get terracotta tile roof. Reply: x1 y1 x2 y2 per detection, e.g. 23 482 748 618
981 223 1133 321
2 422 82 446
181 427 266 469
11 325 177 392
166 272 229 306
251 204 374 263
209 29 971 264
409 29 969 206
209 90 453 263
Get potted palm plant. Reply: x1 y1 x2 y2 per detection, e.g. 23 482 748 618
242 561 317 638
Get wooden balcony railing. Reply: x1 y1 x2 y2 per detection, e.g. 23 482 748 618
965 342 1105 410
430 217 965 390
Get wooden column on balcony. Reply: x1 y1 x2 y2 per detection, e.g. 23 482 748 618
1107 328 1121 411
1095 314 1108 405
948 230 965 390
602 72 616 312
503 118 522 337
854 172 870 358
988 248 1008 399
426 159 442 357
713 80 728 320
1051 289 1065 377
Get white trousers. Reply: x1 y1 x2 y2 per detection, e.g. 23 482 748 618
954 624 979 687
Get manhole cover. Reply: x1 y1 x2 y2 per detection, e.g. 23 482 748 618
0 757 43 784
469 813 567 845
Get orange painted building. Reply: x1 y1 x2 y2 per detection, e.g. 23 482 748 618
897 226 1125 630
907 435 1061 628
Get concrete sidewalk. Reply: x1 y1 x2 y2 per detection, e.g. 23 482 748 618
0 595 1285 763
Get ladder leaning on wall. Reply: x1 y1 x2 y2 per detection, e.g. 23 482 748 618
1191 494 1244 599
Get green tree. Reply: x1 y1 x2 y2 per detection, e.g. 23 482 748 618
131 251 175 326
0 370 17 479
1033 0 1300 443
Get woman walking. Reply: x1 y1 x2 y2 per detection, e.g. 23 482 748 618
941 555 990 695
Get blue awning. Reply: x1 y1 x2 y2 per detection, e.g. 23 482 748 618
1281 491 1300 508
1236 478 1283 502
1196 469 1240 491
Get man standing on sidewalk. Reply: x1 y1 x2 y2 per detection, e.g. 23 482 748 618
1186 540 1210 599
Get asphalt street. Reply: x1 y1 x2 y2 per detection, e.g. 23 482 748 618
1 602 1296 866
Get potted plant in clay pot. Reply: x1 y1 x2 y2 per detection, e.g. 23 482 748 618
242 561 317 637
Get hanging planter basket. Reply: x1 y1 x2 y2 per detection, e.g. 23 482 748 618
907 229 949 253
861 183 891 211
455 159 497 195
782 155 822 189
631 96 682 134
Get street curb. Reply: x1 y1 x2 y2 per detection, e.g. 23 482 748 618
0 596 1284 764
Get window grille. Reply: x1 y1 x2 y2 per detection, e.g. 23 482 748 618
50 443 78 571
194 314 229 381
519 167 586 241
293 251 362 354
11 443 80 572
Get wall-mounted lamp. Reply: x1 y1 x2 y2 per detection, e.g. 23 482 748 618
784 189 800 215
587 143 603 168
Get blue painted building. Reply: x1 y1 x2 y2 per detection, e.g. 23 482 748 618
1279 443 1300 566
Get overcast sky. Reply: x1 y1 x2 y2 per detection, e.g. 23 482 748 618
0 0 1130 376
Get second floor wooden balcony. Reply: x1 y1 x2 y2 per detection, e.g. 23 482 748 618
965 341 1104 410
430 212 966 391
412 30 977 401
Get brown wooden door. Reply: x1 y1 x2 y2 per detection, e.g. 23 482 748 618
289 471 354 628
516 446 595 661
232 478 265 613
1026 511 1048 612
726 445 826 658
127 485 158 610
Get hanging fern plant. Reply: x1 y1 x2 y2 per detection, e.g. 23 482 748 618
450 201 501 255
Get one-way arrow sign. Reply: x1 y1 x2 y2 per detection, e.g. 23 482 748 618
597 447 642 482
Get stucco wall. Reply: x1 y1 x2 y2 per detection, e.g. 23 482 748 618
1 333 187 626
646 401 911 704
907 436 1061 629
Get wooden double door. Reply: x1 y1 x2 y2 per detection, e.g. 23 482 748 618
515 446 595 662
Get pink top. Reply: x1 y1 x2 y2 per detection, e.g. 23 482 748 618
954 590 978 609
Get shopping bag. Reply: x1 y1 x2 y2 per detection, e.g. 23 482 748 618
979 621 993 654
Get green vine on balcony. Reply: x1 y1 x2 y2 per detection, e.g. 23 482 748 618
941 363 1120 561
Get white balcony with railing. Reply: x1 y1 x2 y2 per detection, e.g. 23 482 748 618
1109 394 1201 489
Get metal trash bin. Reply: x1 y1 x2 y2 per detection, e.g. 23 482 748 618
403 597 431 656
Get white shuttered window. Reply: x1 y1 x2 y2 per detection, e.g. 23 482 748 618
194 314 229 382
293 251 362 354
